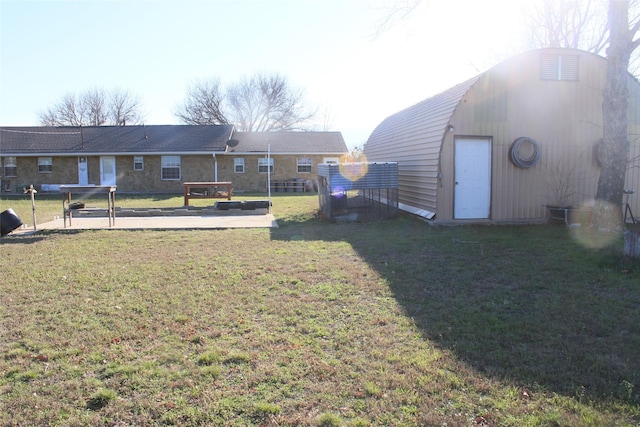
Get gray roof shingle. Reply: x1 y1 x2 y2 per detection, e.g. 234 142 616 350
228 131 347 154
0 125 234 156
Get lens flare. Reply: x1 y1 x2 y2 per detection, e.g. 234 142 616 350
332 186 346 197
339 154 368 182
569 200 622 249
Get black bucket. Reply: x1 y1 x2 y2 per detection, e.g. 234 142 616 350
1 208 23 236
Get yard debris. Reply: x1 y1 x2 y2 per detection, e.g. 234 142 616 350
33 354 48 362
475 413 493 426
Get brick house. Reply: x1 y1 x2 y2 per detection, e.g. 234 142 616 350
0 125 347 193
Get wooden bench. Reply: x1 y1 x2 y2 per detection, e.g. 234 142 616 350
183 182 232 206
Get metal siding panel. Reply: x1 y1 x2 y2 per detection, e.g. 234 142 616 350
319 163 398 191
365 80 479 157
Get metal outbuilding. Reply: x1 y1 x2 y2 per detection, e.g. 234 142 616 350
363 48 640 223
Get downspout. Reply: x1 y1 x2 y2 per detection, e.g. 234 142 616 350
213 153 218 181
268 144 272 213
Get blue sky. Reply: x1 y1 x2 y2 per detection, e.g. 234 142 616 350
1 0 527 148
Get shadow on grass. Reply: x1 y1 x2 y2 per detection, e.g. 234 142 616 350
0 234 47 244
271 214 640 407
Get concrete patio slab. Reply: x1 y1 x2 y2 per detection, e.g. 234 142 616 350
8 213 278 235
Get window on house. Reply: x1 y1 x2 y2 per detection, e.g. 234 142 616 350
258 157 274 173
234 158 245 173
38 157 53 173
161 155 181 180
297 157 313 173
323 157 340 164
133 156 144 171
541 54 579 81
3 157 17 177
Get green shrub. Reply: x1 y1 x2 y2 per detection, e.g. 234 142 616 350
317 412 342 427
255 401 281 415
197 349 221 366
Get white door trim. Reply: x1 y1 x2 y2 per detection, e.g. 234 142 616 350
78 156 88 185
100 156 117 186
454 137 491 219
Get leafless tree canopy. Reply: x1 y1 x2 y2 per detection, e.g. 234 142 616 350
39 88 143 126
371 0 422 38
110 89 143 126
175 73 315 131
523 0 640 75
525 0 609 54
174 79 228 125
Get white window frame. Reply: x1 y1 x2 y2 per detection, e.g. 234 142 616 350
297 157 313 173
234 158 245 173
38 157 53 173
161 155 181 180
133 156 144 171
323 157 340 164
258 157 274 174
3 156 17 177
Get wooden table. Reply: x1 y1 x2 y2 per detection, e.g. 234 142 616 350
60 185 117 228
183 182 232 206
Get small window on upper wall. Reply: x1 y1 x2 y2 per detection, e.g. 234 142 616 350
133 156 144 171
541 54 579 81
38 157 53 173
323 157 339 164
234 158 245 173
3 156 17 177
297 157 312 173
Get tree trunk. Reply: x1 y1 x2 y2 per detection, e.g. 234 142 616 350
594 0 633 231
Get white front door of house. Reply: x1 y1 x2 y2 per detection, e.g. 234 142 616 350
100 156 116 186
454 138 491 219
78 156 88 185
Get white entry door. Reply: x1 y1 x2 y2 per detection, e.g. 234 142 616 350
100 156 117 186
454 138 491 219
78 156 88 185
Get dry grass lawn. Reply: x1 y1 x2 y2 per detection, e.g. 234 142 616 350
1 193 639 426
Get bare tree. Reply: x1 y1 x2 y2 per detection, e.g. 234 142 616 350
520 0 640 229
176 73 315 131
228 73 315 132
109 89 143 126
523 0 640 76
174 79 228 125
593 0 640 230
371 0 422 38
83 88 108 126
524 0 609 54
320 105 334 131
40 94 80 126
39 88 143 126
